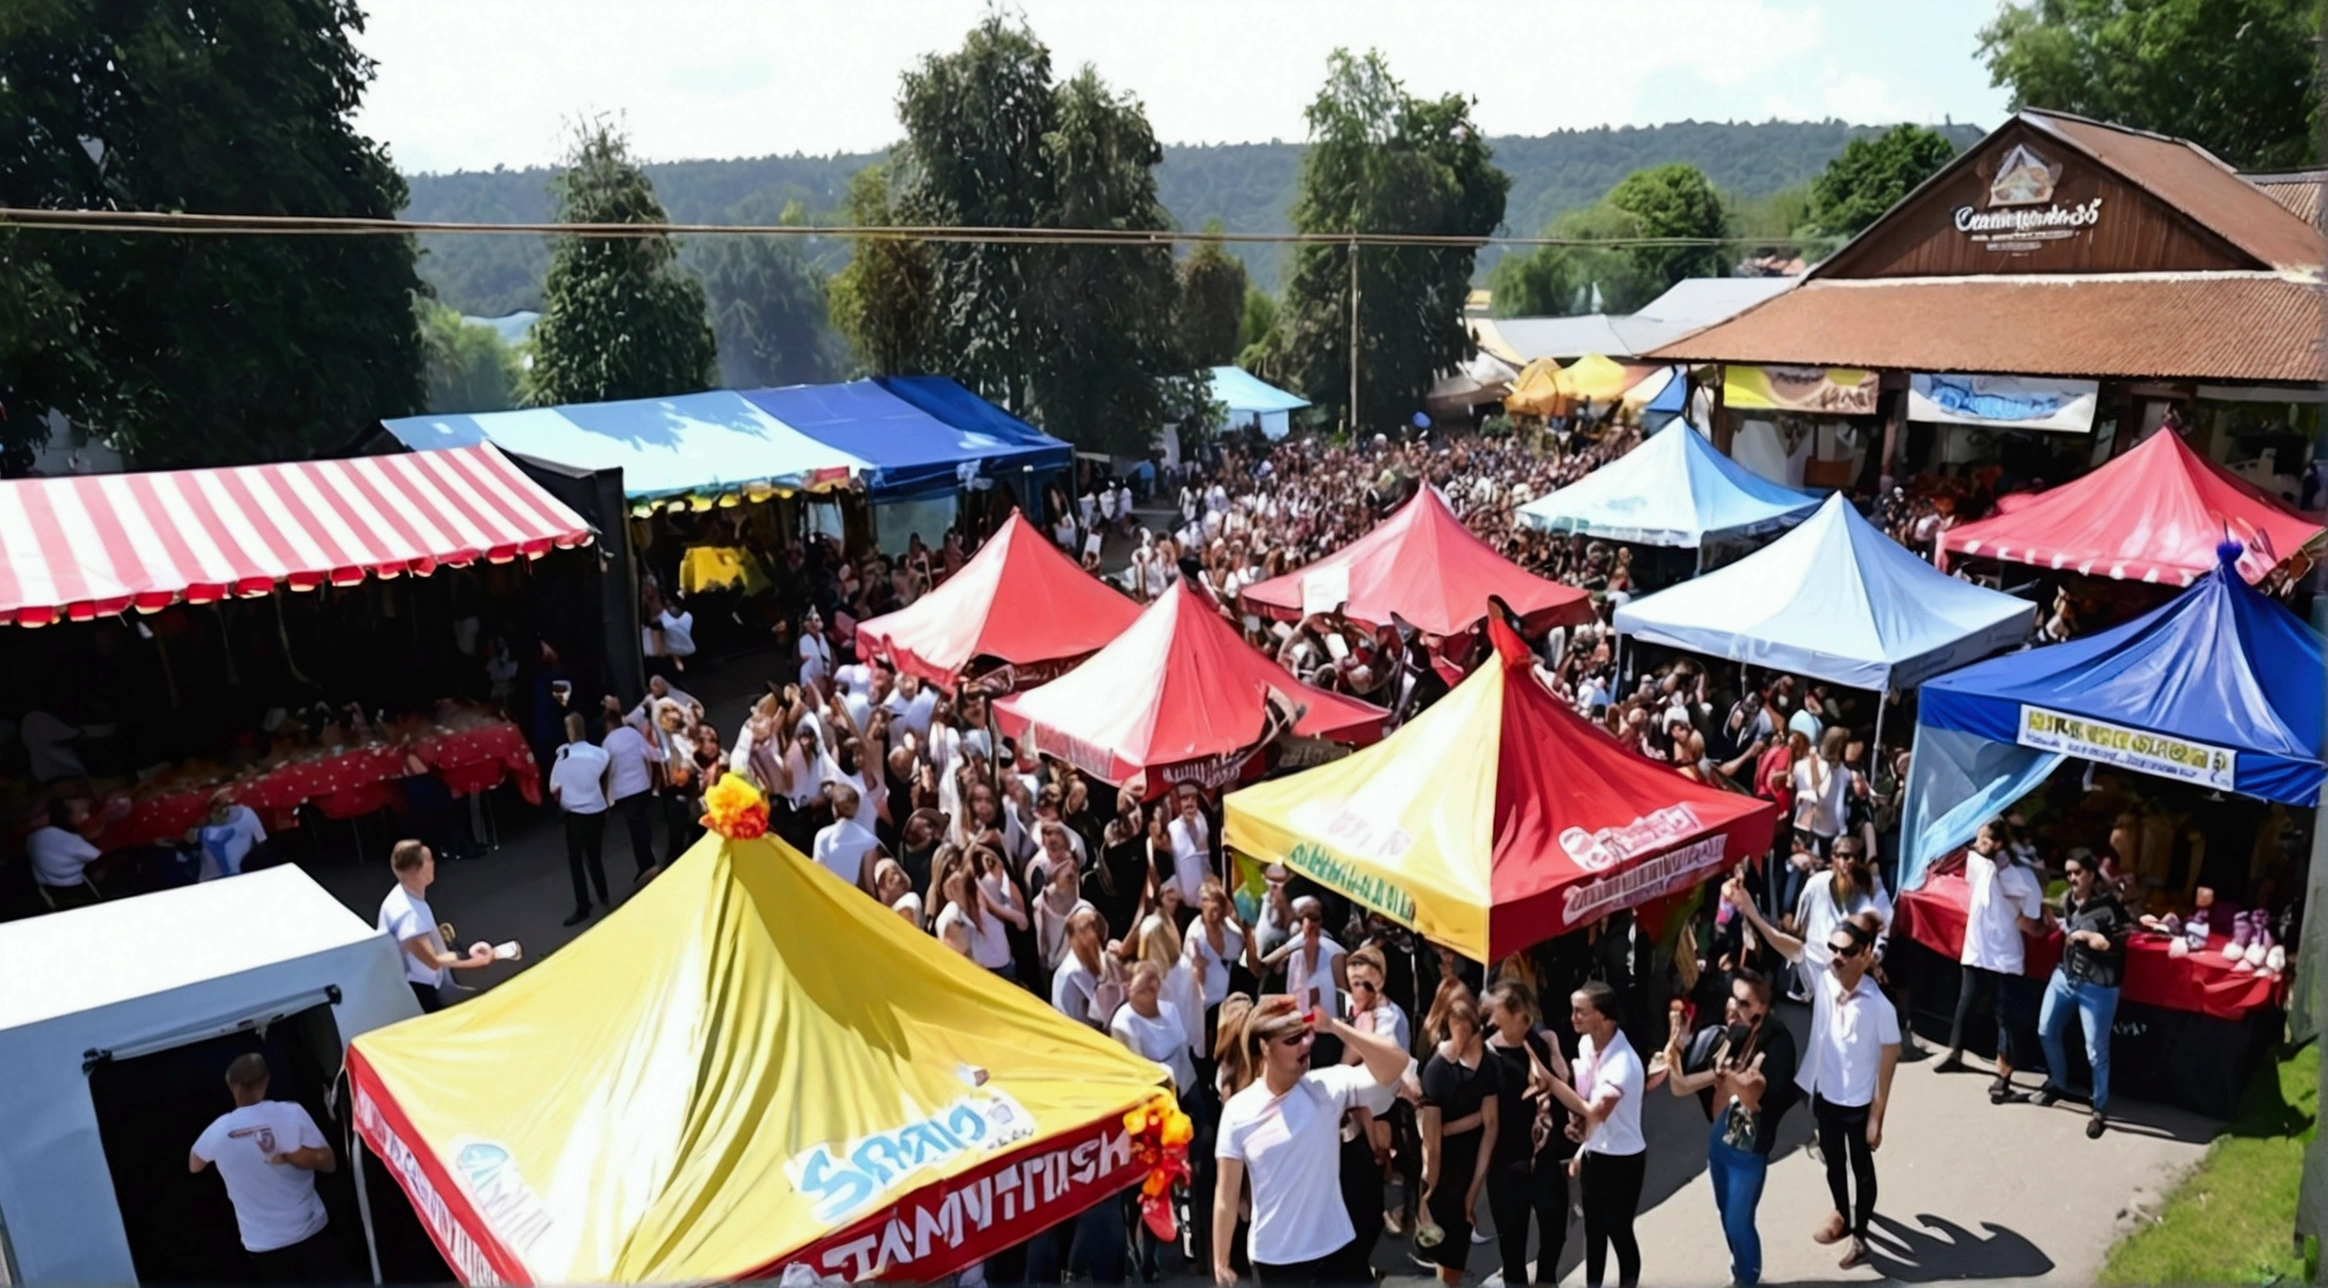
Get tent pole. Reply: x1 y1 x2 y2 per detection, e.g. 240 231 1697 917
1872 693 1888 763
351 1126 383 1285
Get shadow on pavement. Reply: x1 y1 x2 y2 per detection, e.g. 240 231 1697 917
1863 1211 2056 1282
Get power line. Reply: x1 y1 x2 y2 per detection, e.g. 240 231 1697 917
0 206 1831 250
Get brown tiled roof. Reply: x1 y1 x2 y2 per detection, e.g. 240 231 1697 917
2253 173 2324 225
1647 274 2328 382
2025 111 2323 271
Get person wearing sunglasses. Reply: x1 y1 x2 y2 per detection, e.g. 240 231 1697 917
1722 882 1898 1273
2035 850 2131 1138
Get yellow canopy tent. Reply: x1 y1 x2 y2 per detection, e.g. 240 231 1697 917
1502 357 1565 418
348 827 1169 1285
1502 354 1657 419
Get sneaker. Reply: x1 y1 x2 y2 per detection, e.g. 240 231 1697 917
1471 1228 1494 1245
2086 1112 2107 1139
1934 1050 1967 1075
1409 1252 1441 1274
2034 1084 2063 1108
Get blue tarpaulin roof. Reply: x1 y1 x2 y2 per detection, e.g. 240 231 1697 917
1612 493 2037 691
1921 553 2326 807
381 392 869 502
1207 366 1309 415
742 378 1069 500
1518 421 1820 547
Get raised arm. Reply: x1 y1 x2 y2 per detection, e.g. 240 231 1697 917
1723 876 1805 962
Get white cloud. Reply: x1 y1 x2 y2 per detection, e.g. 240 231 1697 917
351 0 2005 173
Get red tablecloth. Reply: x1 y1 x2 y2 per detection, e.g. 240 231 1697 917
1894 872 2286 1023
91 720 540 851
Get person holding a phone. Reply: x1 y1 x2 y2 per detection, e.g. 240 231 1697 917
1662 969 1797 1288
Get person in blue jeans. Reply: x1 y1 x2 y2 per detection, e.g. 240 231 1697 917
2036 850 2131 1138
1663 970 1799 1286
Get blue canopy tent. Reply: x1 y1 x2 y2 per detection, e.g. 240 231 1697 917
740 379 1070 502
382 392 868 504
1206 366 1310 440
1900 548 2327 891
1517 420 1819 555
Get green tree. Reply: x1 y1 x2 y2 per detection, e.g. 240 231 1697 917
829 164 935 375
1488 244 1584 317
1281 49 1509 434
1979 0 2319 171
0 0 424 465
527 121 716 406
1487 200 1659 318
1238 286 1280 354
417 299 522 413
1177 223 1249 368
692 200 842 388
1807 125 1957 236
1606 163 1728 296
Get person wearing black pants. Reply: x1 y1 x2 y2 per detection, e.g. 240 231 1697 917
1538 982 1646 1288
1577 1151 1647 1288
1483 980 1572 1286
547 713 612 926
1722 881 1900 1271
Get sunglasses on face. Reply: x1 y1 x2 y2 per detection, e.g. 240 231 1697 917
1828 940 1865 959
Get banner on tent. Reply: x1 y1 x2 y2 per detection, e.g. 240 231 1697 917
2016 706 2236 790
1723 366 1879 416
1910 373 2098 434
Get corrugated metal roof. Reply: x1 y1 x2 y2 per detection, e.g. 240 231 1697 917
2025 111 2324 271
1647 273 2328 383
2253 173 2325 225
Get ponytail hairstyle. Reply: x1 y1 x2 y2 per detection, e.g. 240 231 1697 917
1213 993 1256 1094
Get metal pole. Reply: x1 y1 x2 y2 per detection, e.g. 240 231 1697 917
1347 236 1360 437
350 1127 384 1285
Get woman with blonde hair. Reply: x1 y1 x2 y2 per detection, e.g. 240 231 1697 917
871 857 920 925
1137 913 1206 1070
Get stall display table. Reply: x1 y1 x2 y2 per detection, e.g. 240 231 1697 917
1892 872 2285 1118
89 719 539 853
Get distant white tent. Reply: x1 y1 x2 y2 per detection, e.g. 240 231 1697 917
0 869 420 1283
1519 421 1820 551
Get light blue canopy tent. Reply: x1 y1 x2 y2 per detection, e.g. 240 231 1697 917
741 379 1070 502
1612 493 2037 743
1207 366 1310 440
1517 420 1819 552
382 392 869 503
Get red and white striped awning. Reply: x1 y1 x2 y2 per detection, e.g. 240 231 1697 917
0 444 593 626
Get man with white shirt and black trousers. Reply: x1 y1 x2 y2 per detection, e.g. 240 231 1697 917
189 1054 341 1282
1723 882 1899 1272
1939 818 2048 1103
601 709 665 880
548 712 612 927
376 839 504 1012
1215 994 1413 1286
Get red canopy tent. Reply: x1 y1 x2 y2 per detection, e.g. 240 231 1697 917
1939 430 2323 586
1225 614 1780 963
993 582 1385 797
855 511 1143 689
1239 486 1593 637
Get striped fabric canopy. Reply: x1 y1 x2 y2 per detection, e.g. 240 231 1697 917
0 445 592 626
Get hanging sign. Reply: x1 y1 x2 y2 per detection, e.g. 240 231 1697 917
1910 373 2099 434
1723 366 1879 416
2016 705 2237 791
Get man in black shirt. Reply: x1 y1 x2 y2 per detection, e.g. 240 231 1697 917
1664 969 1798 1288
2036 850 2131 1138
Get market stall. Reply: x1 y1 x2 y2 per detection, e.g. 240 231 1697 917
1238 486 1593 638
1517 419 1820 557
992 582 1386 798
348 810 1172 1284
854 511 1142 692
1612 493 2036 746
1224 611 1778 964
1938 427 2323 586
1502 354 1656 420
1891 547 2320 1115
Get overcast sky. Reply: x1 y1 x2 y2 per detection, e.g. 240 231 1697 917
355 0 2015 174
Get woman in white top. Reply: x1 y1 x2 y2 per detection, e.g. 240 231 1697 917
1786 727 1859 915
1111 960 1198 1092
934 850 1020 977
1164 787 1214 906
1135 914 1206 1066
796 609 834 696
873 858 922 925
1032 855 1097 974
1537 981 1648 1288
1050 906 1123 1030
1187 878 1249 1009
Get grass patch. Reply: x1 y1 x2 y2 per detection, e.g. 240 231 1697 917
2101 1042 2318 1285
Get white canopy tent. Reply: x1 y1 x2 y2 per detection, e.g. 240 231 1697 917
1612 493 2037 745
0 869 419 1283
1518 420 1820 558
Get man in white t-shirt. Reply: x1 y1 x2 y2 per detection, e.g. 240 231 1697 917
378 840 503 1013
196 794 269 882
28 798 103 904
601 711 665 878
549 712 612 927
812 782 883 893
190 1054 341 1279
1166 783 1215 906
1214 996 1411 1285
1941 821 2047 1102
882 672 938 741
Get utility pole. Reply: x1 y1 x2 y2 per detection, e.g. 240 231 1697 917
1347 235 1360 438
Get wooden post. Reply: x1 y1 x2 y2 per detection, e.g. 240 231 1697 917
1710 365 1734 456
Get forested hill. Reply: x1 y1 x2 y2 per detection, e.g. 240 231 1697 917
404 118 1984 316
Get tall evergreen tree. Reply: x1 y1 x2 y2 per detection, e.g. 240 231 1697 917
693 200 842 389
528 122 716 406
1606 163 1729 295
0 0 424 465
1177 223 1249 368
1280 50 1508 434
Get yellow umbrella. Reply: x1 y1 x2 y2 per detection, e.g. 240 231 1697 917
349 816 1168 1284
1502 357 1566 418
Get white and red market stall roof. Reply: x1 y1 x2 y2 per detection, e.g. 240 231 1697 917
0 444 591 626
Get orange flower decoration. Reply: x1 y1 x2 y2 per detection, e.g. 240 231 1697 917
1123 1094 1193 1241
701 774 770 839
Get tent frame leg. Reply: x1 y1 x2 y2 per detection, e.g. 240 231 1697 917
352 1128 383 1285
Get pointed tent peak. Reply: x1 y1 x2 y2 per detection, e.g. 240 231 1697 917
1485 596 1535 668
